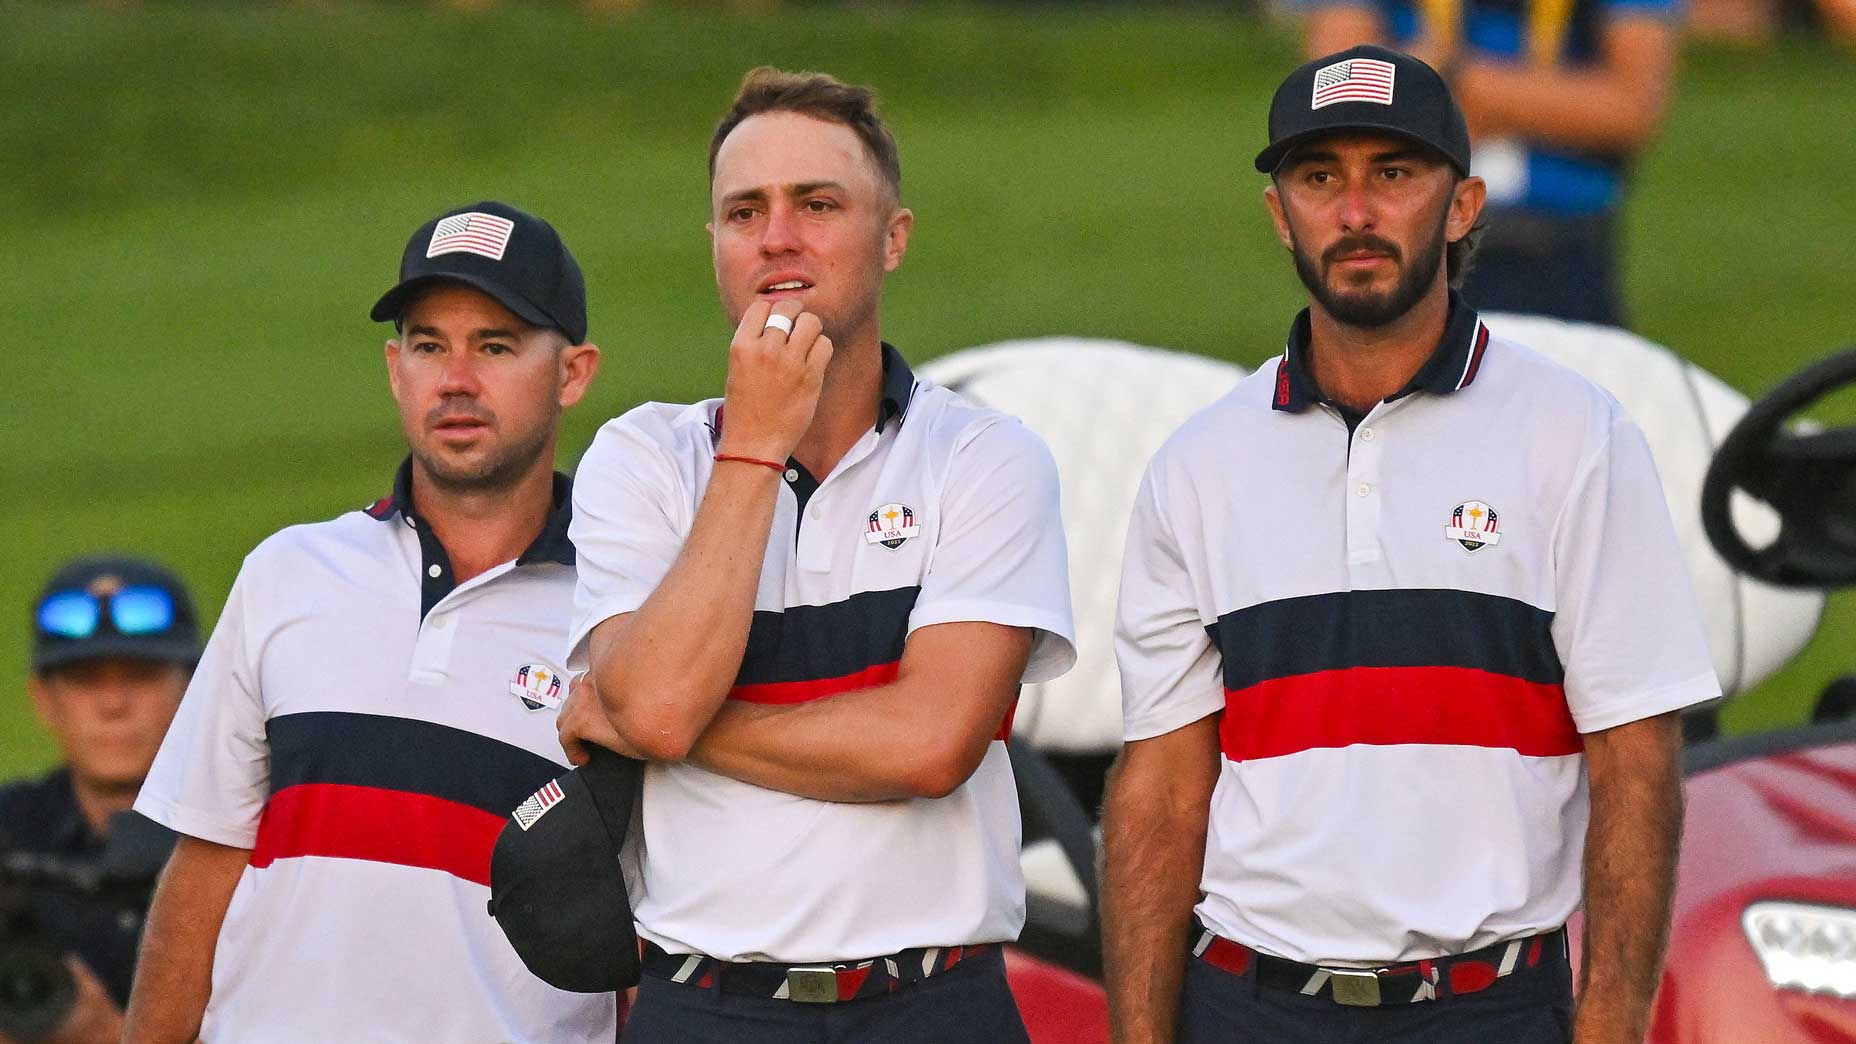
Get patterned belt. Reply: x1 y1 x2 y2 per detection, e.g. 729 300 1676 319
1190 921 1568 1007
640 939 998 1004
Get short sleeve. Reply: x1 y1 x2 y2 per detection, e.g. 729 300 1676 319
1115 459 1225 742
908 418 1076 684
1551 414 1721 733
566 414 689 675
134 565 271 848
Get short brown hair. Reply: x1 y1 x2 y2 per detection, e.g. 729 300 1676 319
709 67 903 203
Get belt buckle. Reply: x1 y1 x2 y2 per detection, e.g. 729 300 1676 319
785 965 839 1004
1328 968 1382 1007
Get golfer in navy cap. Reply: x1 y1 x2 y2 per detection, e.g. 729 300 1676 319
122 202 618 1044
1102 46 1717 1044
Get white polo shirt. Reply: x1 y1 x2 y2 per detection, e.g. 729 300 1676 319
1116 297 1720 965
136 464 617 1043
568 345 1076 964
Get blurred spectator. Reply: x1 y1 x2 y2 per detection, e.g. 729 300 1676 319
1688 0 1856 46
1299 0 1678 326
0 556 196 1044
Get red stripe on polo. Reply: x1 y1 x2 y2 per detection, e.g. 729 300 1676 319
1219 665 1582 762
729 661 901 704
249 783 505 886
731 662 1017 741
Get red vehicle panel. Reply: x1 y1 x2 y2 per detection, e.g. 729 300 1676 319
1567 735 1856 1044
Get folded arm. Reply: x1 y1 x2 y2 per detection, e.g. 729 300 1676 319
1300 8 1677 155
577 459 781 764
570 300 832 764
687 621 1032 802
1455 17 1677 155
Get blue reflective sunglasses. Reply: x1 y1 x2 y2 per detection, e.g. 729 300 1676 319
36 586 177 640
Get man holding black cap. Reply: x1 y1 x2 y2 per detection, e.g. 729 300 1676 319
0 556 197 1044
1102 46 1718 1044
121 201 617 1043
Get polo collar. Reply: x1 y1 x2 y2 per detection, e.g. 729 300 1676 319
878 342 916 433
365 457 576 567
1272 291 1491 414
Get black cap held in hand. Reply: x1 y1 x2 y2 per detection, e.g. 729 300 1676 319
1255 45 1471 176
370 200 588 344
487 745 642 994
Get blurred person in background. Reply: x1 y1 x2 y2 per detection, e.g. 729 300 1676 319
1688 0 1856 45
1299 0 1677 326
0 556 197 1044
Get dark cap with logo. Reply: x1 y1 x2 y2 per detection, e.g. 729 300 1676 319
370 200 588 345
1254 45 1471 176
32 555 201 673
488 744 642 993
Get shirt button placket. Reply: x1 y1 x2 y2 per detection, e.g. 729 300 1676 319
798 494 833 573
1347 422 1383 567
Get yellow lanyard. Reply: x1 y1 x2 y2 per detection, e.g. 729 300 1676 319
1417 0 1574 67
1527 0 1575 67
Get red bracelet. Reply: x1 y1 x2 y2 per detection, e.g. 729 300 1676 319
713 453 787 474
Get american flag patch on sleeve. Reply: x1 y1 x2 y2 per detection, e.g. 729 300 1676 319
512 778 566 831
426 211 516 261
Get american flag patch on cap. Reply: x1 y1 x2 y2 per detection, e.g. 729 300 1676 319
1311 58 1397 110
427 211 516 261
512 778 566 831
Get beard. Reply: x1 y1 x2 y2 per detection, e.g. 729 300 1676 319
412 403 557 495
1291 211 1448 329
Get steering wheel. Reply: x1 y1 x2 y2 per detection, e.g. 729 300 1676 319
1702 347 1856 588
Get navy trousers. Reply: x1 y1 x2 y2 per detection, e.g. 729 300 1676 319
620 947 1032 1044
1178 952 1574 1044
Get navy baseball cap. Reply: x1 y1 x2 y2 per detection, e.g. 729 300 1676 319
370 200 588 345
1254 45 1471 176
32 556 201 673
488 744 642 993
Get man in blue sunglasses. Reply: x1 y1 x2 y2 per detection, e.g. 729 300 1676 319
0 555 199 1044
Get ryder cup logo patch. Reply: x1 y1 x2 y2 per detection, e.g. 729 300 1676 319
1446 501 1503 553
511 779 565 831
1311 58 1397 110
510 663 564 712
866 503 920 550
426 211 516 261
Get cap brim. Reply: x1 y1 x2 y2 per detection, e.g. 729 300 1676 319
1254 123 1467 175
33 635 200 673
369 274 559 335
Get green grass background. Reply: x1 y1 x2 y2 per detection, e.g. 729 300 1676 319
3 2 1852 775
